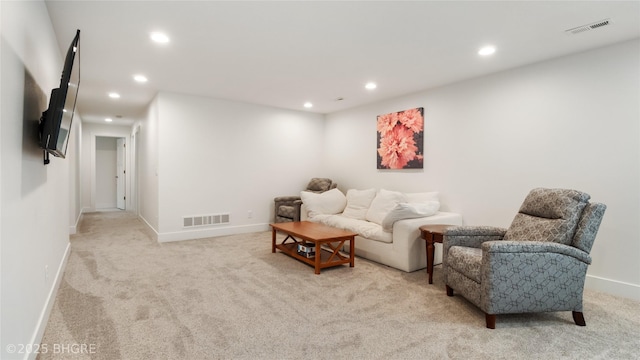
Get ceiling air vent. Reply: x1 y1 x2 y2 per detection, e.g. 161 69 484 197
565 19 611 35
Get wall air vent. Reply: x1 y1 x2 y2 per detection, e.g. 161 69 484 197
183 213 230 228
565 19 611 35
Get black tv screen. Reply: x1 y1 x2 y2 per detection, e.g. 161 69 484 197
39 29 80 159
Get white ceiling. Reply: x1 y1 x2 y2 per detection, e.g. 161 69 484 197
45 1 640 126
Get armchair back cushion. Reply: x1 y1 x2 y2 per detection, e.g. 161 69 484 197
503 188 590 245
306 178 333 193
572 202 607 253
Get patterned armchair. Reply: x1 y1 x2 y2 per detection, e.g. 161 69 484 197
273 178 337 223
443 188 606 329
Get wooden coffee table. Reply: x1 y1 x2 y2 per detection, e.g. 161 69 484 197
271 221 357 274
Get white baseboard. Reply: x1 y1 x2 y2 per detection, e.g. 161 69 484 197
157 223 270 243
138 214 159 242
27 242 71 360
69 211 84 235
585 274 640 301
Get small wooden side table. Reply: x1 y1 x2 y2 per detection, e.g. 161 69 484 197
419 224 456 284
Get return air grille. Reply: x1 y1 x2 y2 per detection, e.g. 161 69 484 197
183 213 230 228
565 19 611 35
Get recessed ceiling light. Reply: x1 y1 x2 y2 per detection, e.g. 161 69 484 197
133 74 148 83
365 82 377 90
304 102 313 108
105 118 113 122
478 45 497 56
108 92 120 99
150 32 170 44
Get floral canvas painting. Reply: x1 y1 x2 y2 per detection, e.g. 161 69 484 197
377 107 424 169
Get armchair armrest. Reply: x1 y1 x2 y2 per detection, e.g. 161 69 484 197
274 195 301 204
444 226 507 249
482 240 592 264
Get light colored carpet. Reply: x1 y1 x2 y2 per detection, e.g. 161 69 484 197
38 211 640 359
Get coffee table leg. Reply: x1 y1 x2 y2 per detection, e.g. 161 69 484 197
272 228 276 253
349 237 355 267
315 245 321 275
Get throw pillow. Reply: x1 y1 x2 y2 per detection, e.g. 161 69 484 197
342 188 377 220
381 202 440 232
365 189 407 225
300 188 347 218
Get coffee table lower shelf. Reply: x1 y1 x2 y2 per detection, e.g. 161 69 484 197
275 242 352 272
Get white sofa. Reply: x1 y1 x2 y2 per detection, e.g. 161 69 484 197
299 188 463 272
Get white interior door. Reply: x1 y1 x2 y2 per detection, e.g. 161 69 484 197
116 138 126 210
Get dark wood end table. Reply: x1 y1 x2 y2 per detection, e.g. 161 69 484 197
419 224 456 284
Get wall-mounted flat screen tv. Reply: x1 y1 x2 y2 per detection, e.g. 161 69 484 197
39 29 80 161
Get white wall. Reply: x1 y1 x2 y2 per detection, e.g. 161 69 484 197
146 92 325 241
137 98 160 231
324 39 640 300
68 119 82 234
1 1 74 358
95 137 117 209
129 125 140 215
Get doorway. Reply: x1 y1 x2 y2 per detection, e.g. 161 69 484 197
95 136 126 210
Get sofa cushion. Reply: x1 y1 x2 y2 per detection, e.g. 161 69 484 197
300 188 346 218
366 189 407 225
342 188 377 220
381 201 440 232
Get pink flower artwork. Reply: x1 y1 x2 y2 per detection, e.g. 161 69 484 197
377 107 424 169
